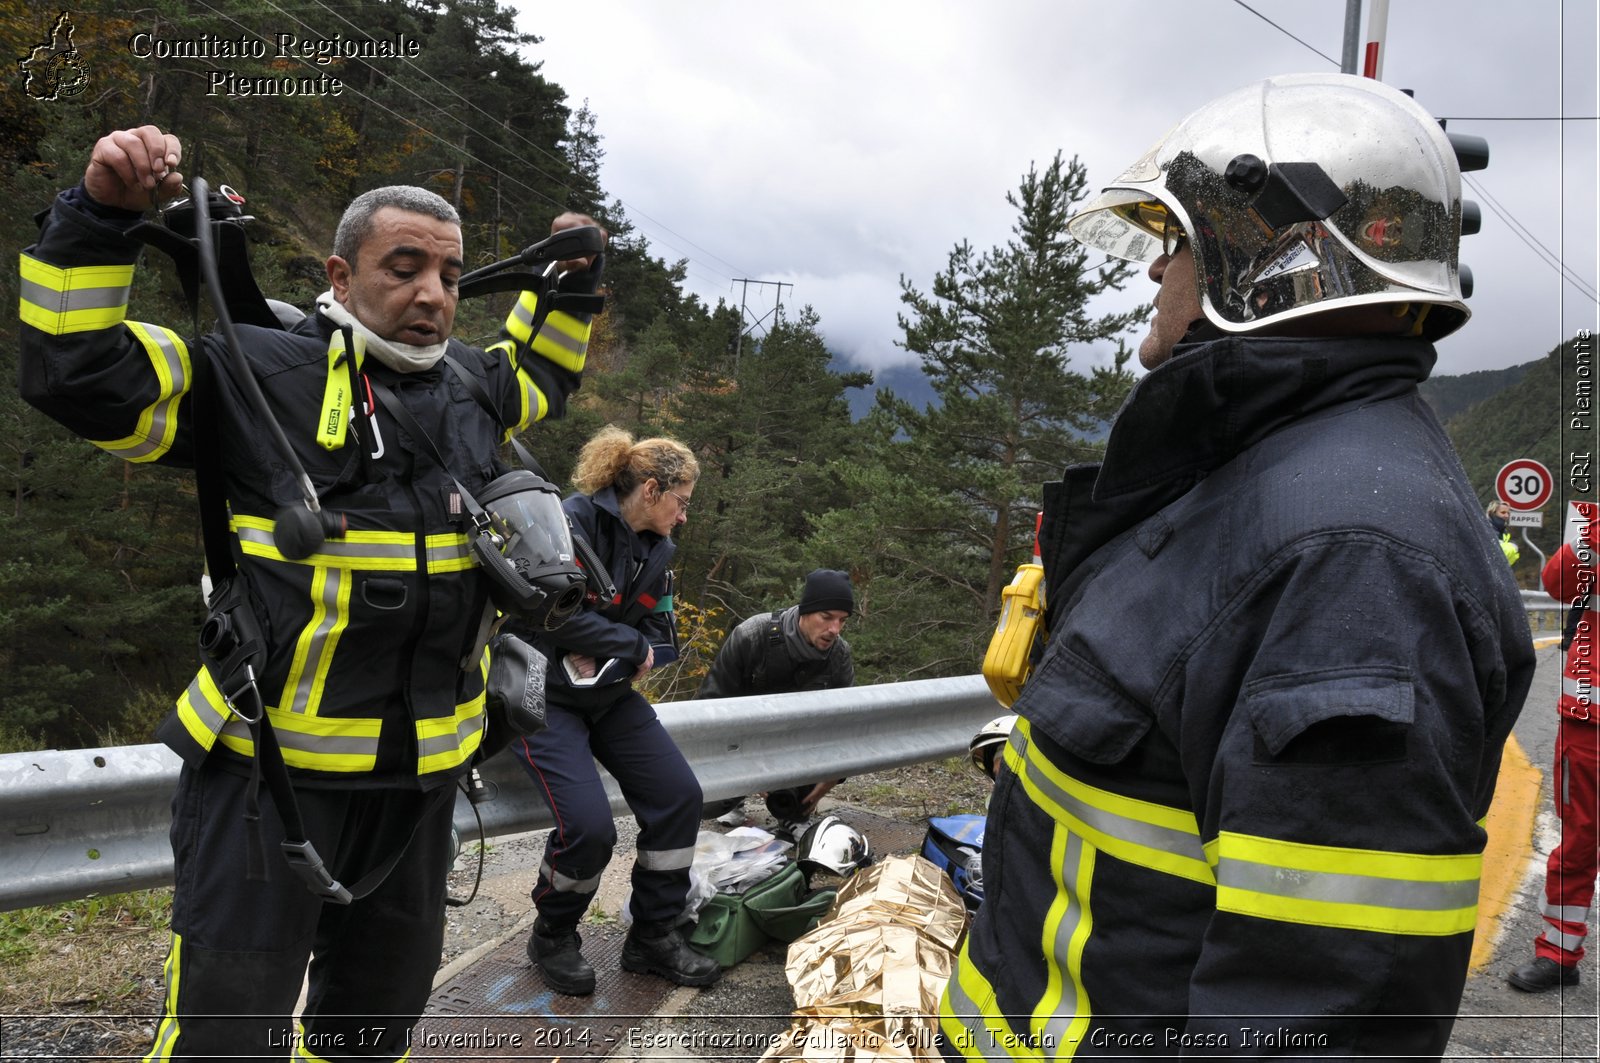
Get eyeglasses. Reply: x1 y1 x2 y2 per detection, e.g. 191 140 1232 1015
665 489 692 513
1128 200 1188 258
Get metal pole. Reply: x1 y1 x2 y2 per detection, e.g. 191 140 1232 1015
1520 527 1547 573
1341 0 1363 74
1363 0 1391 79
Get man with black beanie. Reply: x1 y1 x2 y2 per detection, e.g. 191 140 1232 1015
699 569 855 825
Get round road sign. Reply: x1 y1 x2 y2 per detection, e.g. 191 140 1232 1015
1495 459 1553 511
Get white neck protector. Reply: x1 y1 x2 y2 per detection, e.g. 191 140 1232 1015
315 290 447 373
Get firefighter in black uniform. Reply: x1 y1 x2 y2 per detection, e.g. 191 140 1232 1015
17 125 604 1060
940 76 1534 1058
512 425 721 996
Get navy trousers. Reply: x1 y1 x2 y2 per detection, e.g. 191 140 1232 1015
514 689 702 928
145 760 454 1061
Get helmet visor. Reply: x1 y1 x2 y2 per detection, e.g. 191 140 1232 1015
1067 188 1185 264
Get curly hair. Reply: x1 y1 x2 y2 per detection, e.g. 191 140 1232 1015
571 425 699 497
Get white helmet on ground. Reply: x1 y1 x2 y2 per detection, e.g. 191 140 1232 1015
796 815 871 878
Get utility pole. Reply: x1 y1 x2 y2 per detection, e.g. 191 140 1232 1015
1340 0 1362 74
732 278 793 369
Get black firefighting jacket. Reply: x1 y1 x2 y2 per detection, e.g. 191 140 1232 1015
941 334 1535 1058
18 187 594 788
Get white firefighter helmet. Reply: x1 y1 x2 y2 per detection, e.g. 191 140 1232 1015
968 714 1018 780
1067 73 1470 341
796 815 871 878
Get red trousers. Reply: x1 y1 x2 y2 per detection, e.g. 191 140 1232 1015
1535 716 1600 967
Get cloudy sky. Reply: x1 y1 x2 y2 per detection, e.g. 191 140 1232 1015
517 0 1597 378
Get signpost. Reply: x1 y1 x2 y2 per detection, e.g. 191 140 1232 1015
1496 458 1553 568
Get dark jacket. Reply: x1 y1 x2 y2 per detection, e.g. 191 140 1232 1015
944 334 1535 1057
521 487 676 708
18 187 592 788
697 607 853 699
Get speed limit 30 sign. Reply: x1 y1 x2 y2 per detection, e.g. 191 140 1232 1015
1496 458 1553 512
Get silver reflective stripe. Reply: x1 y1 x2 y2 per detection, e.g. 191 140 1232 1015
635 845 695 871
943 971 1014 1062
282 568 343 715
234 524 416 565
1019 744 1209 869
508 294 537 339
426 539 472 566
1041 829 1088 1055
1563 676 1592 700
536 319 585 355
1547 926 1587 951
417 712 479 762
1543 902 1591 923
97 326 186 461
1217 858 1480 913
182 672 228 733
540 858 602 894
273 728 378 759
19 274 130 313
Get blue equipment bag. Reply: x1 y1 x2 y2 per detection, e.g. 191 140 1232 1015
921 814 985 912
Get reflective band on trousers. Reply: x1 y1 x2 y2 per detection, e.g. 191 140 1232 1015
142 931 184 1061
541 858 602 894
233 518 419 570
634 845 695 871
90 322 190 463
1544 902 1591 923
19 254 133 334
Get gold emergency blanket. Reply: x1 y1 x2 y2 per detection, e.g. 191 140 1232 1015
759 855 967 1063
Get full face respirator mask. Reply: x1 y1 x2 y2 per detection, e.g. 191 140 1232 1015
468 469 609 629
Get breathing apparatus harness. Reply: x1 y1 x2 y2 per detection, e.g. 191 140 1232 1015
139 176 612 903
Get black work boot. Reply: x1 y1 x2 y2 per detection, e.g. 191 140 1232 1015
620 919 721 987
1507 956 1581 993
527 918 595 996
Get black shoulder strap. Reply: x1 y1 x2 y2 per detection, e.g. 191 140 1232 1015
442 353 550 480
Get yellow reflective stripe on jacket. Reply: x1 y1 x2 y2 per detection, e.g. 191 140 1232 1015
1207 830 1482 936
89 322 190 463
503 289 591 375
1007 719 1214 886
425 532 475 573
142 931 183 1061
942 936 1043 1061
175 667 231 750
217 707 382 773
486 338 551 431
1035 824 1094 1057
280 565 352 716
415 651 488 774
19 254 132 334
232 516 418 570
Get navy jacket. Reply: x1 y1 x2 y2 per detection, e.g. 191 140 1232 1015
944 334 1535 1057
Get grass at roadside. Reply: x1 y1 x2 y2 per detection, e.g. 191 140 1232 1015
0 889 171 1014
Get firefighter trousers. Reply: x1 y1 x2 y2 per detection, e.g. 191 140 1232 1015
514 689 701 928
1535 716 1600 968
144 759 455 1061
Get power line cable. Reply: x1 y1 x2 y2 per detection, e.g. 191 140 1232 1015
289 0 752 281
1463 173 1599 303
1226 0 1341 67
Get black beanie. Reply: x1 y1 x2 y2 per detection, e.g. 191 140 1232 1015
799 569 854 615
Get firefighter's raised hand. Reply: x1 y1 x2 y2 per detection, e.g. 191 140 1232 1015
85 126 184 212
551 211 607 275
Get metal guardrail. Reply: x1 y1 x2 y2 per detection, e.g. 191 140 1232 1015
0 676 999 912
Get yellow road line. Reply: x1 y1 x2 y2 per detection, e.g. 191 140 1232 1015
1472 732 1542 971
